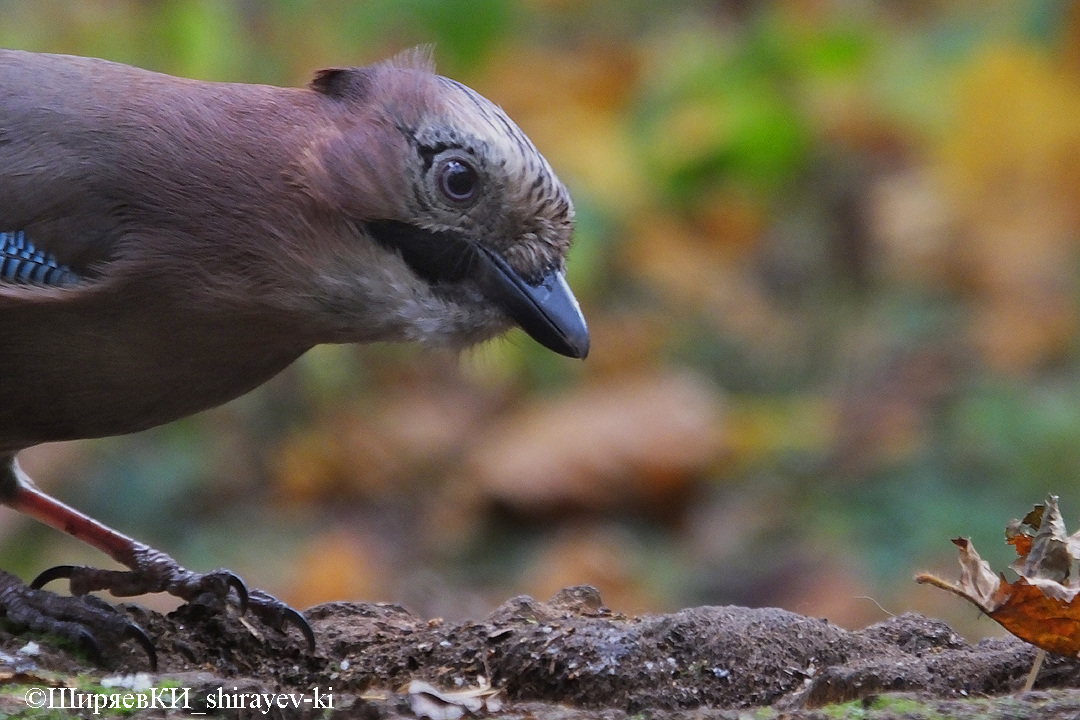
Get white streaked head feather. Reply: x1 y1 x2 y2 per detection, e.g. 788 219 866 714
434 76 574 273
288 55 576 348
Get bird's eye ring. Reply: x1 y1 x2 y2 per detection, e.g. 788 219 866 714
437 158 479 204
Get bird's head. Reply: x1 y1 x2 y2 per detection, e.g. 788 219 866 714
300 50 588 359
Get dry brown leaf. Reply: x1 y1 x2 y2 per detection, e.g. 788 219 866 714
917 495 1080 656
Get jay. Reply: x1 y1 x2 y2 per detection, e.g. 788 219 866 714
0 48 588 667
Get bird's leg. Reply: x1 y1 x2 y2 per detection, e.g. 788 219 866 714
0 459 156 667
1 457 314 651
8 460 247 602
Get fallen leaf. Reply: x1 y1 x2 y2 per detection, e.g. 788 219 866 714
917 495 1080 656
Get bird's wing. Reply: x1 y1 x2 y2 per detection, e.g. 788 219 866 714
0 231 79 287
0 50 131 288
0 144 122 290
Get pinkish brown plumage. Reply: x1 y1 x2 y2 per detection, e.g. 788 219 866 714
0 47 587 665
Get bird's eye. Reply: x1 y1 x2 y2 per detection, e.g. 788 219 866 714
437 159 479 204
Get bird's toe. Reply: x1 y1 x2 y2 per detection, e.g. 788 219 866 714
0 570 157 669
247 588 316 651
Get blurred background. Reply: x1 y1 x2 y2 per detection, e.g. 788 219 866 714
3 0 1079 641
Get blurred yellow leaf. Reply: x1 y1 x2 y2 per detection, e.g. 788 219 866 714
726 395 837 470
476 45 650 212
272 381 491 504
271 418 398 503
941 46 1080 207
626 210 798 353
288 530 386 608
939 45 1080 373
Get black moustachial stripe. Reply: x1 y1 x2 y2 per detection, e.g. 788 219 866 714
365 220 479 285
0 231 78 287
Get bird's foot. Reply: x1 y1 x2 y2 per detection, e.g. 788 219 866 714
0 570 156 669
30 542 314 652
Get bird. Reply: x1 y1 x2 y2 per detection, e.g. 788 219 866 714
0 47 588 668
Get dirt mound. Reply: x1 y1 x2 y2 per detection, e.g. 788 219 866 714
1 585 1077 718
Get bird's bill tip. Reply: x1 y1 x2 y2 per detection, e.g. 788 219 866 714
520 268 590 359
478 250 589 359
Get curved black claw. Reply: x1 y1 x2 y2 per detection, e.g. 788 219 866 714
29 559 309 655
70 626 106 665
29 564 77 590
283 607 316 652
0 571 157 670
218 571 249 614
123 623 158 671
248 589 316 652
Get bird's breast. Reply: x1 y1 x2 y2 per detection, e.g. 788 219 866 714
0 284 308 452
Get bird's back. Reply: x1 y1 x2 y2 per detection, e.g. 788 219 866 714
0 50 316 267
0 51 322 451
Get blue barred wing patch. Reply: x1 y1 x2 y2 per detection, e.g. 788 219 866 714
1 231 78 287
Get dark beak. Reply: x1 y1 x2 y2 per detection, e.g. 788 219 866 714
477 248 590 359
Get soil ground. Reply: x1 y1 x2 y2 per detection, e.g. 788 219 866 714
0 585 1078 718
